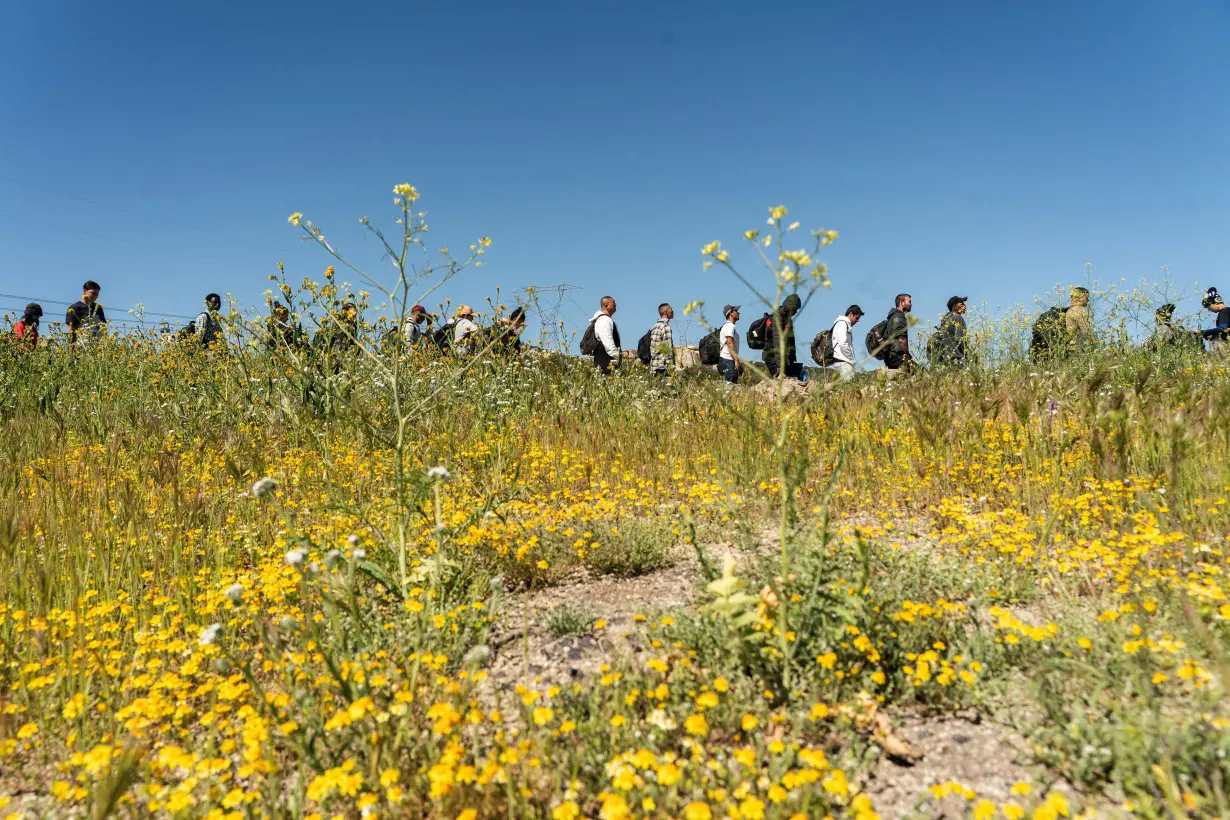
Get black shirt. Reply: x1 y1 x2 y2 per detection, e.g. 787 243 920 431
65 301 106 336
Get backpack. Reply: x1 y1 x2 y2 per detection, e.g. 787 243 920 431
746 313 771 350
432 321 456 352
637 329 653 365
811 323 837 366
1029 307 1067 361
865 320 890 360
698 328 722 365
579 320 599 356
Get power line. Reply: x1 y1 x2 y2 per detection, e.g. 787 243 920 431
0 292 200 321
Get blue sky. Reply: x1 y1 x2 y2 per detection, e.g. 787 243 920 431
3 0 1228 346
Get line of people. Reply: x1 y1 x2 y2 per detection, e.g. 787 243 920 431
9 282 1230 377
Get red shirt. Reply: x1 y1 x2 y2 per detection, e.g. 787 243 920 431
14 320 38 347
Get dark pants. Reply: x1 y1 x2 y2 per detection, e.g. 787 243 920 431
717 358 739 383
766 361 803 379
594 347 615 375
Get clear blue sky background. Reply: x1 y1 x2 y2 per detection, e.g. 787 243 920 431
3 0 1228 346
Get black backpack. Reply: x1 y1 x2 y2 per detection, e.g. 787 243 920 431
811 323 837 366
746 313 771 350
432 321 456 352
1029 307 1068 361
865 320 890 360
637 329 653 365
579 321 599 356
698 328 722 365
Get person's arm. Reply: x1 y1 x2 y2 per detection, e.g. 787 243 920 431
725 329 741 367
597 315 618 357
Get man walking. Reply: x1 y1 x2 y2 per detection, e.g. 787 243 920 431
884 293 914 373
763 293 803 379
402 304 433 346
649 303 674 374
829 304 863 381
933 296 969 367
718 304 742 384
1065 286 1092 349
267 301 304 350
452 305 481 355
66 280 107 345
590 296 621 375
196 293 224 347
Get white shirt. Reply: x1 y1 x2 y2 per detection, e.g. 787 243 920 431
591 311 619 357
454 317 480 349
719 321 739 360
831 315 854 364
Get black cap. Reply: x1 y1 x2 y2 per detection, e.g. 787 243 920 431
846 304 864 316
947 296 968 311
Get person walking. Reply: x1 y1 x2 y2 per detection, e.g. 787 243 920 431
649 303 674 374
933 296 969 367
492 306 527 357
452 305 481 355
196 293 224 347
66 280 107 345
14 303 43 348
1146 303 1201 354
590 296 621 375
763 293 804 379
1065 286 1092 350
315 302 360 355
1201 288 1230 347
401 304 433 346
884 293 914 373
266 301 304 350
717 304 742 384
829 304 863 381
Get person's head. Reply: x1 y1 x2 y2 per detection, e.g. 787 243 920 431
507 306 526 327
781 293 802 316
1070 286 1090 307
456 304 474 320
272 301 289 320
22 303 43 325
1156 303 1177 324
658 303 673 320
205 293 221 311
1203 288 1225 312
846 304 864 325
410 304 429 323
895 293 912 313
82 280 101 302
947 296 967 314
600 296 616 316
723 304 741 323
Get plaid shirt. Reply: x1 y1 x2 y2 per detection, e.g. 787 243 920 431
649 318 673 370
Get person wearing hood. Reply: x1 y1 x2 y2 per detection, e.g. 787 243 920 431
1201 288 1230 347
763 292 803 379
14 303 43 348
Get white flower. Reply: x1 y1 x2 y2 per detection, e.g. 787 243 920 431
427 465 451 480
252 477 278 500
224 583 244 603
199 623 223 646
279 615 298 631
352 549 366 560
347 534 360 546
464 644 490 666
285 549 306 567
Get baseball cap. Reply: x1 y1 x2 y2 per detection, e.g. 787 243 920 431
722 304 741 317
410 304 427 315
947 296 968 311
